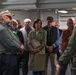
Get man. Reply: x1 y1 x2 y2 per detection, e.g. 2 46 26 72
0 10 24 75
55 21 60 28
17 18 33 75
56 18 76 75
54 21 63 60
61 18 74 54
43 16 58 75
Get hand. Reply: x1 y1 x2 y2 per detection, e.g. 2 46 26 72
20 44 24 53
56 64 61 73
48 46 53 52
17 52 21 55
60 51 63 55
32 48 38 54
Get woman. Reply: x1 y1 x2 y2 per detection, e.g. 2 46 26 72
11 19 19 35
16 20 23 29
28 19 47 75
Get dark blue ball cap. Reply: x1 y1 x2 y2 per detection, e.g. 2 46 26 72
47 16 53 22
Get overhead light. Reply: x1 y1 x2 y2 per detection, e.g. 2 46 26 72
58 10 68 13
55 9 58 14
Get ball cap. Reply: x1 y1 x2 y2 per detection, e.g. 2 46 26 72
0 10 14 17
47 16 54 22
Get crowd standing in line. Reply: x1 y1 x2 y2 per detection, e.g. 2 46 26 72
0 10 75 75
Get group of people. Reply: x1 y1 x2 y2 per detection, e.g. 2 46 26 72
0 10 76 75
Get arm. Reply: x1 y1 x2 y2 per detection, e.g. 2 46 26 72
28 31 34 51
57 32 63 54
37 30 47 51
17 31 24 44
50 29 62 52
0 29 22 52
53 29 60 48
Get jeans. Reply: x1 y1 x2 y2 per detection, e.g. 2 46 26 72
33 71 43 75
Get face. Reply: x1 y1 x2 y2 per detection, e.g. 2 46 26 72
24 21 31 29
2 15 11 24
11 21 17 30
35 22 41 30
67 19 74 30
55 22 60 28
47 21 53 27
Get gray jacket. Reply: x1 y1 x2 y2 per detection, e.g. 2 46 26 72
0 22 21 54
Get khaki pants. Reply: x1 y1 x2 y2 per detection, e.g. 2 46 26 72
44 53 57 75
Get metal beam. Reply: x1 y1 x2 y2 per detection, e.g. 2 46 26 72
37 2 76 9
37 0 76 9
0 0 37 9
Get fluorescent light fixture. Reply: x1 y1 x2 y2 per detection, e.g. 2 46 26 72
58 10 68 13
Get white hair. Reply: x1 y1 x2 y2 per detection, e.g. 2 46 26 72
11 19 18 28
24 18 31 23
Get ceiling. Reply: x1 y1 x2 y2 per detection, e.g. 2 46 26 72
0 0 76 13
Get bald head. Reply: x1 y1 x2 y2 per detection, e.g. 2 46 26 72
55 21 60 28
67 18 74 24
67 18 74 30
